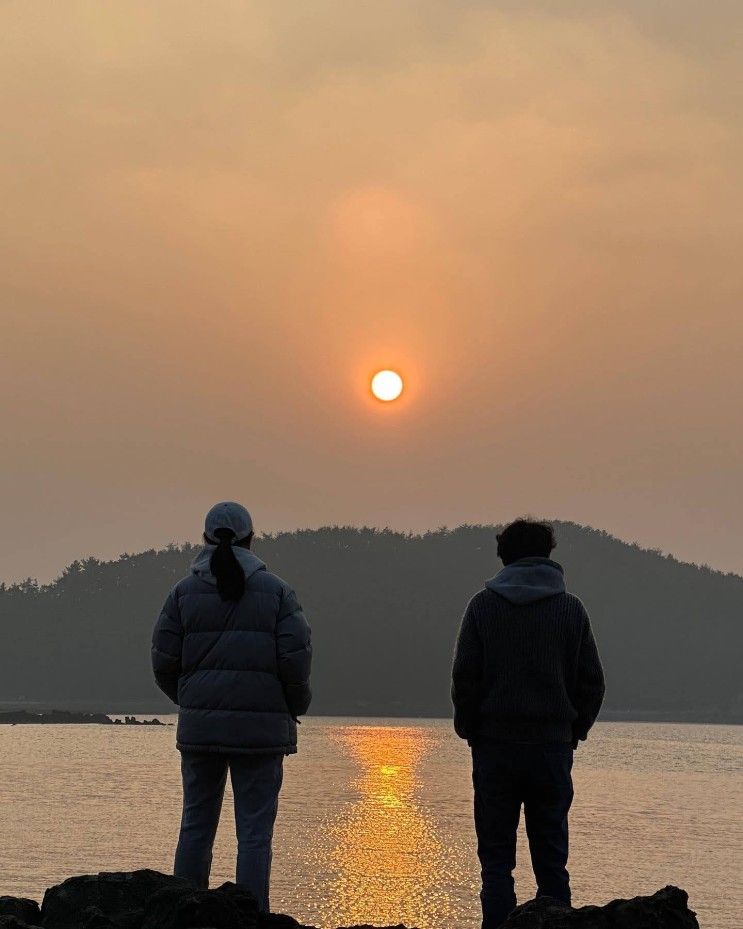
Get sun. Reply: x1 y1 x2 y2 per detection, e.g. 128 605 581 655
371 369 404 402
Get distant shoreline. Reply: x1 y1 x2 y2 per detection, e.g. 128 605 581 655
0 704 740 726
0 710 168 726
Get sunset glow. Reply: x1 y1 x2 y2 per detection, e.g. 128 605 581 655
371 370 404 402
1 2 740 579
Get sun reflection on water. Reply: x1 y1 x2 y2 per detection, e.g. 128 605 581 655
310 724 466 928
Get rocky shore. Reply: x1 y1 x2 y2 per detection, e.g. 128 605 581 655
0 870 700 928
0 712 165 726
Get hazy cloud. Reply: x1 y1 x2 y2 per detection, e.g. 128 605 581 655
1 1 741 580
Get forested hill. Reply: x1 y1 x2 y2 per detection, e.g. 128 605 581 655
1 524 741 722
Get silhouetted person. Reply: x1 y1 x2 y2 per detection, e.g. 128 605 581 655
151 501 312 911
452 519 605 928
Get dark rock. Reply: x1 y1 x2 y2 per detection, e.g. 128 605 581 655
213 883 259 921
0 899 41 926
0 918 40 929
258 914 304 929
41 870 192 929
80 907 118 929
600 885 698 928
141 885 254 929
33 870 697 929
501 885 698 928
500 896 576 928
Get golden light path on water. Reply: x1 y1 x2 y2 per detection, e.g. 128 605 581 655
305 725 468 928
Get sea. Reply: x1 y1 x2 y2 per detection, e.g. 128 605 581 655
0 719 740 928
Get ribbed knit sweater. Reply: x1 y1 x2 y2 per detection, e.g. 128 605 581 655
451 559 605 745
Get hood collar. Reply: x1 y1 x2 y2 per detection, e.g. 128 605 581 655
190 544 266 585
485 557 565 605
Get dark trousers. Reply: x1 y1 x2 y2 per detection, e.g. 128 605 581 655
173 752 284 912
472 741 574 929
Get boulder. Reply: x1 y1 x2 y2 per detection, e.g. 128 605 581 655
501 886 698 928
80 907 118 929
258 916 303 929
30 870 699 929
41 871 192 929
0 919 40 929
213 883 260 922
140 884 257 929
0 899 40 926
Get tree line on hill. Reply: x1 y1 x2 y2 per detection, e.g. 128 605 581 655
1 523 740 722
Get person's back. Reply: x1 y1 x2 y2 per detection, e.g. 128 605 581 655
452 519 605 929
166 549 309 755
152 501 311 912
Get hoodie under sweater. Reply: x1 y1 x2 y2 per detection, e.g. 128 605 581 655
451 557 605 745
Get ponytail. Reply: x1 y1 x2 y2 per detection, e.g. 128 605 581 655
209 528 245 602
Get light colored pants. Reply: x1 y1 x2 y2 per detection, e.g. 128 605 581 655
173 751 284 911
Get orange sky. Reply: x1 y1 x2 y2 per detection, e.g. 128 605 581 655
1 1 741 581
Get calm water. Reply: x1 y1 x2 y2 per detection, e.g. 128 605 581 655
0 719 741 928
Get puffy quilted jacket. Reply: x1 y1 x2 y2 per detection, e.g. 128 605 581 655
151 546 312 754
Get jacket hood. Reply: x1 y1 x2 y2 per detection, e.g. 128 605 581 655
190 544 266 585
485 557 565 605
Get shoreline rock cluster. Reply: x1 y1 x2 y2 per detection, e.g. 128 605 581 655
0 712 165 727
0 870 700 929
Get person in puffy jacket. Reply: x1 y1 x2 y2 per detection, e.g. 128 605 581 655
151 501 312 911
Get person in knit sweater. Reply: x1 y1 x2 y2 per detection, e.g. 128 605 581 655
452 519 605 929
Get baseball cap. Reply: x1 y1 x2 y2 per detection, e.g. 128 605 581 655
204 501 253 543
